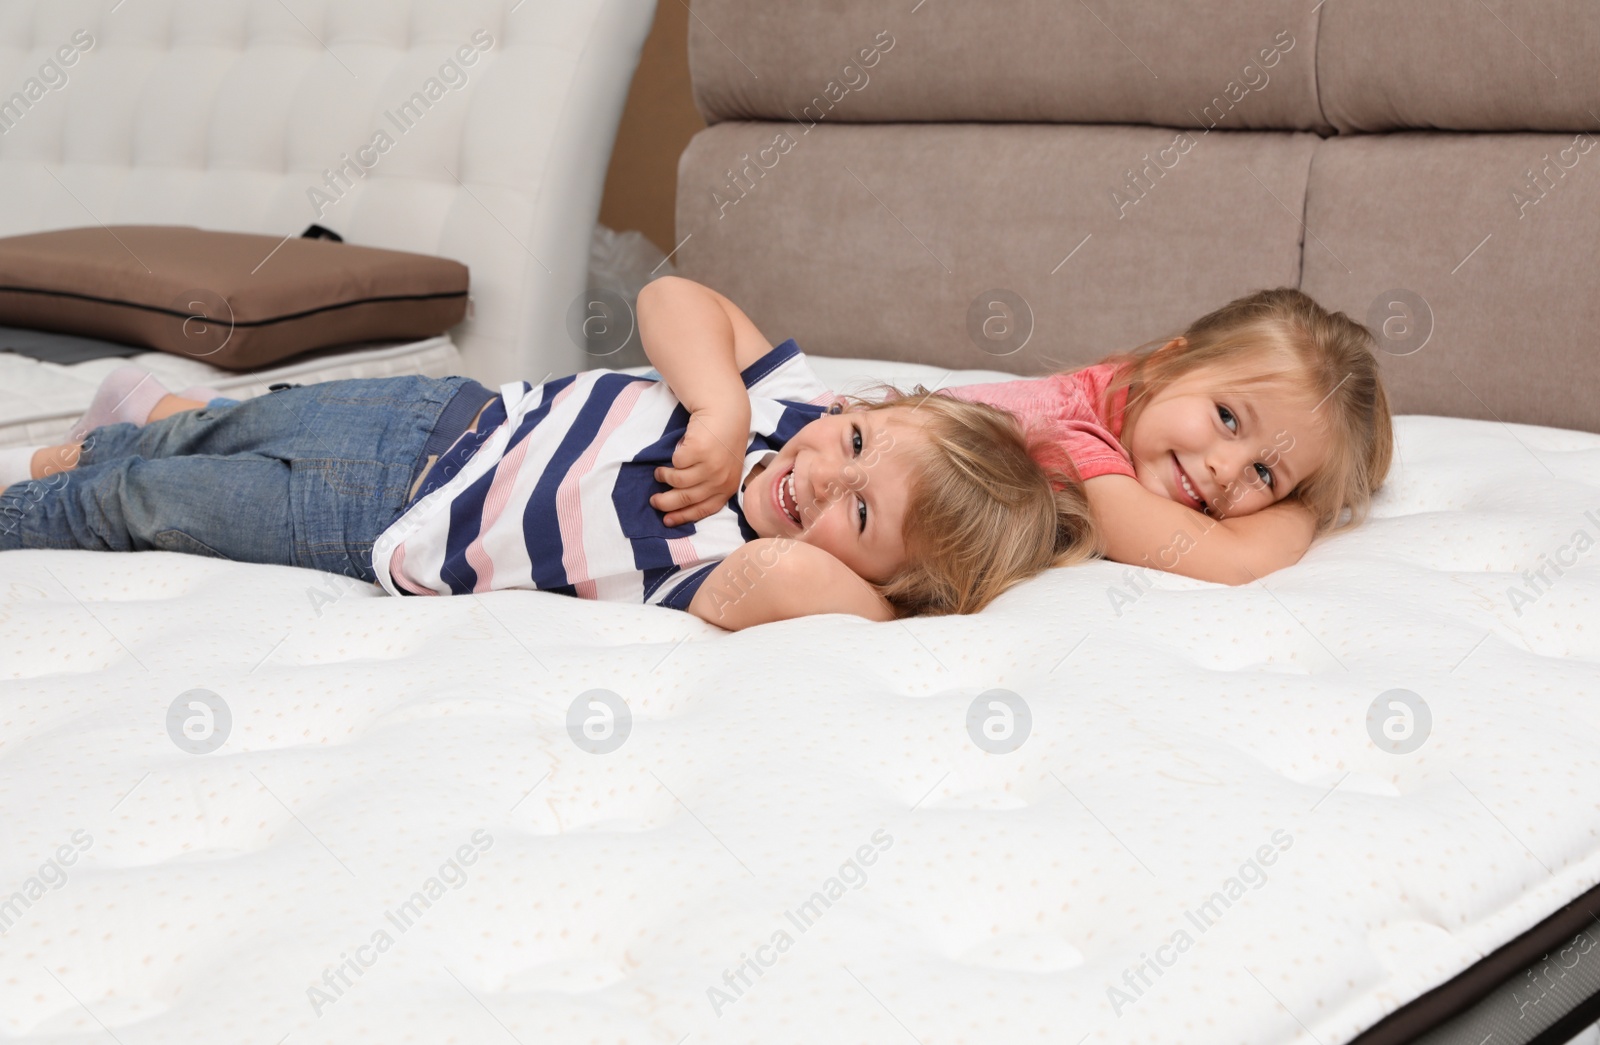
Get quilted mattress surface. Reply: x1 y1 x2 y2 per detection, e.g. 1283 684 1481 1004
1 357 1598 1044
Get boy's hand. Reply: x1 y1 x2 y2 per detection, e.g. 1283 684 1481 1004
652 405 750 526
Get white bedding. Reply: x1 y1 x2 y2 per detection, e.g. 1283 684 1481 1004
1 356 1598 1044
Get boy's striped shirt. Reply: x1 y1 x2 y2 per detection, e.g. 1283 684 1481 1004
370 339 836 610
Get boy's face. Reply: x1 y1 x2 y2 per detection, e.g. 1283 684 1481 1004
743 404 927 584
1125 355 1331 519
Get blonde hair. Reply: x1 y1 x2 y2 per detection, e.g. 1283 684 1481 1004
832 386 1100 618
1099 287 1394 534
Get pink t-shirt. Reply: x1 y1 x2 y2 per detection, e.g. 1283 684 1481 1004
943 363 1135 487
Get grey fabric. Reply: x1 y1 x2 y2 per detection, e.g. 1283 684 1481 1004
687 0 1329 132
1410 922 1600 1045
1319 0 1600 133
677 121 1314 376
0 325 142 364
1301 132 1600 433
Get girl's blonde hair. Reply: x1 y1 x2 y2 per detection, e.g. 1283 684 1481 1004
1099 287 1394 534
832 385 1101 618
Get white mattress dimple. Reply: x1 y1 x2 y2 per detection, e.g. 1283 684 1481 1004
0 357 1598 1044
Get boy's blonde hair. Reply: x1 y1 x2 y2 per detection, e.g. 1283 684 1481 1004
833 385 1100 618
1100 287 1394 534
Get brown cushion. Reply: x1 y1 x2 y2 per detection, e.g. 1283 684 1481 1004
0 225 469 370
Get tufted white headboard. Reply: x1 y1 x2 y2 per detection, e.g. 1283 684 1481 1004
0 0 656 387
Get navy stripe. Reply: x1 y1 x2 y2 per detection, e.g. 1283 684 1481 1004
771 400 824 446
640 563 683 603
521 373 636 590
438 464 495 593
658 561 719 611
740 338 802 387
436 375 572 592
615 400 710 576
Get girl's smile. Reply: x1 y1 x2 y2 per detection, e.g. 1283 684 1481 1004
1172 454 1210 513
1126 360 1332 519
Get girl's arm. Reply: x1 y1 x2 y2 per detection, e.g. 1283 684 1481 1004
1083 475 1318 585
636 276 774 524
687 538 896 630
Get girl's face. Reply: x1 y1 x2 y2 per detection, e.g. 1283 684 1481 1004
742 404 926 584
1123 352 1331 519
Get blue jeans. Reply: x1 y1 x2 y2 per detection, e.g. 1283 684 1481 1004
0 375 482 584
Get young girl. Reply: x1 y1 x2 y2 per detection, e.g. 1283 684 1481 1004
0 293 1099 631
648 284 1393 586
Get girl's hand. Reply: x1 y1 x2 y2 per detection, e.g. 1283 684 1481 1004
652 405 750 526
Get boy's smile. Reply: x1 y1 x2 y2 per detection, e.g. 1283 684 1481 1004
741 405 927 584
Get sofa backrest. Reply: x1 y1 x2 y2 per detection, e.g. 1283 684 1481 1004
674 0 1600 433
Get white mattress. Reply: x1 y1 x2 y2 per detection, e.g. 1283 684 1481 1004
2 356 1598 1044
0 335 462 448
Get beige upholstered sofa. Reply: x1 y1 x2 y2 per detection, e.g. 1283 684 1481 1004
673 0 1599 435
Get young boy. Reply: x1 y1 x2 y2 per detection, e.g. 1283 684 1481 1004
0 281 1091 630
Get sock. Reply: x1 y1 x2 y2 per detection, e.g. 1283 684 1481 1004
68 366 173 441
0 445 40 486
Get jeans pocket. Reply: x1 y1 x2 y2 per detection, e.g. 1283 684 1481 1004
154 528 229 559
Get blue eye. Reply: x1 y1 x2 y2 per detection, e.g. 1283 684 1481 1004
1254 461 1275 489
1218 404 1238 432
852 424 868 531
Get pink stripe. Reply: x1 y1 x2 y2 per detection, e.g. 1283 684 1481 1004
462 437 530 592
556 382 646 599
666 534 699 566
389 542 437 596
461 381 581 593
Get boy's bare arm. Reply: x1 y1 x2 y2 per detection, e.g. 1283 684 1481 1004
1083 475 1317 584
635 275 774 413
687 539 896 630
636 276 779 525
